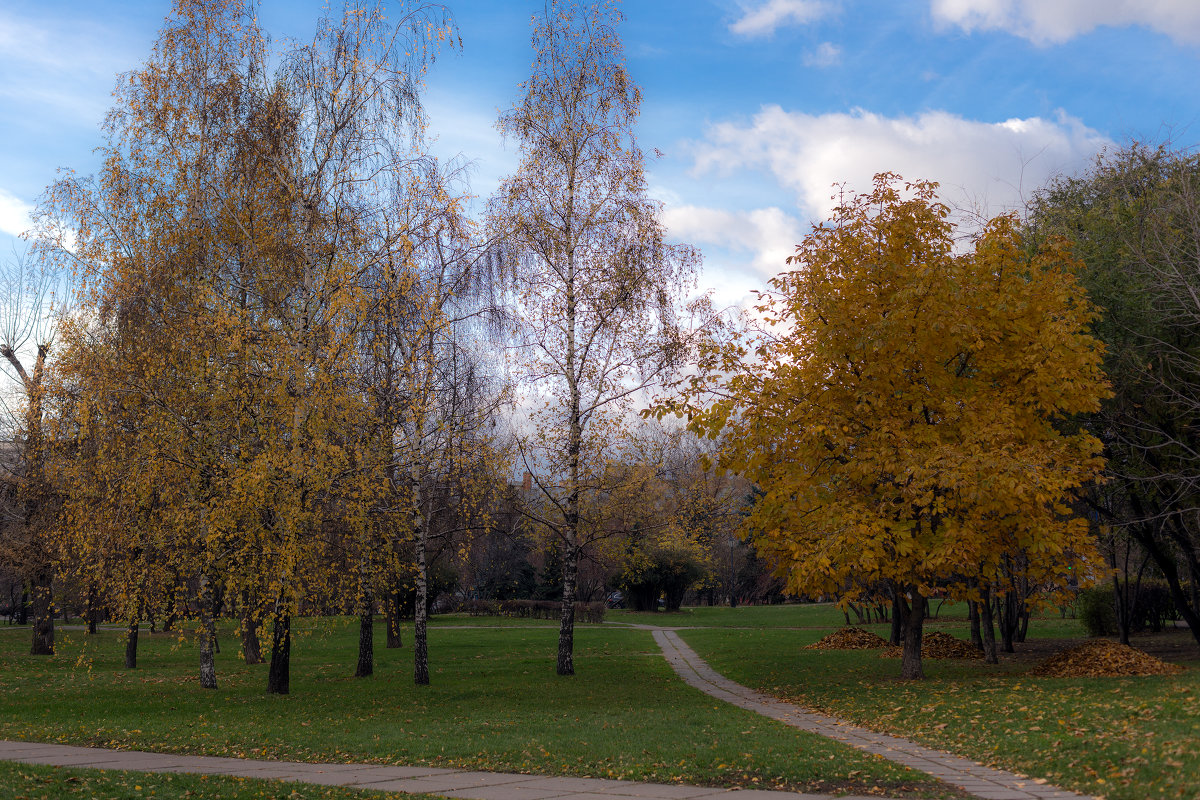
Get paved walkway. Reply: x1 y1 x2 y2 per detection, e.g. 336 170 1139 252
651 629 1093 800
0 740 892 800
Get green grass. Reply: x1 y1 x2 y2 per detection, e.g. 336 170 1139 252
605 599 1079 631
607 603 852 628
0 619 957 799
0 759 421 800
679 618 1200 800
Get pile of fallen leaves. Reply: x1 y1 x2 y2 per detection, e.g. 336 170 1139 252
1030 639 1186 677
879 631 983 659
805 627 890 650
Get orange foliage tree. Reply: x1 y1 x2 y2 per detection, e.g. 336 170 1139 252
658 175 1110 679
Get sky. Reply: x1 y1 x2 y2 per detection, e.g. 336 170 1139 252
1 0 1198 311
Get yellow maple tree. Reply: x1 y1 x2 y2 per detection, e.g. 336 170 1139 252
662 174 1110 678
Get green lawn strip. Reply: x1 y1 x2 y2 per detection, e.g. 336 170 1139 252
605 601 1086 632
607 603 853 629
680 624 1200 800
0 621 959 799
0 759 425 800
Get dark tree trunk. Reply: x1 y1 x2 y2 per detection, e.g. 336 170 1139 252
355 609 374 678
1016 602 1030 643
16 587 28 626
198 574 218 690
969 597 983 651
241 609 263 665
557 543 579 676
29 568 54 656
889 592 902 646
124 620 139 669
386 592 403 648
86 588 100 634
1127 498 1200 647
979 591 999 664
898 590 926 680
999 593 1017 653
267 613 291 694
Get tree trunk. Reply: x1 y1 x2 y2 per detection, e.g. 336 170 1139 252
386 591 403 648
557 543 579 676
1127 500 1200 647
1000 592 1017 653
889 592 902 645
969 597 983 651
898 590 926 680
355 608 374 678
29 567 54 656
979 590 999 664
1016 601 1030 643
267 613 291 694
125 620 139 669
86 588 100 634
414 487 430 686
241 607 263 665
198 574 218 690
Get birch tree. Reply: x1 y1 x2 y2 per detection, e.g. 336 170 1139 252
491 0 703 676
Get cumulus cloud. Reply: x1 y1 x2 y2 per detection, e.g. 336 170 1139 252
730 0 833 37
663 205 803 278
0 189 33 239
803 41 842 67
691 106 1111 224
931 0 1200 45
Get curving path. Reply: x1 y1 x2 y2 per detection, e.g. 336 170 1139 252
649 628 1094 800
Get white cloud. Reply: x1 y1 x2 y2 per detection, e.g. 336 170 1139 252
803 41 842 67
663 205 802 278
730 0 832 37
691 106 1111 224
0 189 33 239
931 0 1200 45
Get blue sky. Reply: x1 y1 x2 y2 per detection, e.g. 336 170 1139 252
2 0 1198 308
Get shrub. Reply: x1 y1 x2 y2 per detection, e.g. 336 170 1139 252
1077 587 1117 637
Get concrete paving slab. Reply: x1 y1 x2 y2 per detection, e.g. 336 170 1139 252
7 753 129 767
361 771 534 793
445 784 574 800
521 780 724 799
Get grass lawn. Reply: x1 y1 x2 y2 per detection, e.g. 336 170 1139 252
0 618 958 799
0 759 413 800
678 611 1200 800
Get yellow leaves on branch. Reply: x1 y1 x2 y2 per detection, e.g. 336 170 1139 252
674 173 1110 601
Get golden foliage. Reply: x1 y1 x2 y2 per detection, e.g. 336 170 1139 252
805 627 890 650
1030 639 1186 677
879 631 983 659
659 174 1110 608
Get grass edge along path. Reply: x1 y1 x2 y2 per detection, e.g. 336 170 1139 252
675 624 1200 800
0 739 929 800
0 621 957 799
650 628 1093 800
0 755 423 800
